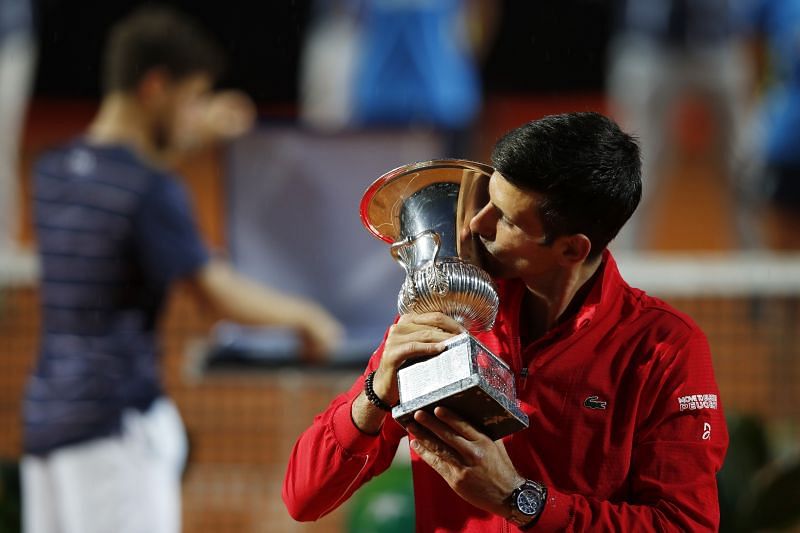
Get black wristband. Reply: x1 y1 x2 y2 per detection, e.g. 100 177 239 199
364 370 393 412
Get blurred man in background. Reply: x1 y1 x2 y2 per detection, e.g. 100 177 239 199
0 0 35 257
299 0 497 157
21 6 342 533
743 0 800 249
607 0 751 248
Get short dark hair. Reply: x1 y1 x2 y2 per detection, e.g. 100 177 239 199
102 5 224 93
491 112 641 260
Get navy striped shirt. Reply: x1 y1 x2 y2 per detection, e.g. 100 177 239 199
23 139 209 455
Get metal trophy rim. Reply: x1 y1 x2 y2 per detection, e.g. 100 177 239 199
359 158 496 244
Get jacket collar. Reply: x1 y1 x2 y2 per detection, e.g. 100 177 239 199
565 249 624 333
499 249 627 338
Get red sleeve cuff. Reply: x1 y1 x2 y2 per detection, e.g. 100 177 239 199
530 487 572 531
330 397 387 456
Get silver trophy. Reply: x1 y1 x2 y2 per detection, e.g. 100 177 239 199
360 159 529 440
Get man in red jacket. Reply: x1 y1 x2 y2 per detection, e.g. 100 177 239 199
283 112 728 531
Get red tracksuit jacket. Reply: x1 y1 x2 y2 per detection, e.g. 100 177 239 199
283 252 728 531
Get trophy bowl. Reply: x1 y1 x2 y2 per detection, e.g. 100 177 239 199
360 160 529 440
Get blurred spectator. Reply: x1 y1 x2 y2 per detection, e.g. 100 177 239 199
21 6 342 533
607 0 752 249
299 0 361 131
743 0 800 249
0 0 35 257
300 0 497 157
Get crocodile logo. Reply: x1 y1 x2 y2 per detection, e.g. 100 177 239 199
584 395 608 410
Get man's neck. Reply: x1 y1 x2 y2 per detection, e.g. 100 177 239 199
86 93 163 165
520 255 603 344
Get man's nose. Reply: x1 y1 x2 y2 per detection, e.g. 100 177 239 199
469 203 494 239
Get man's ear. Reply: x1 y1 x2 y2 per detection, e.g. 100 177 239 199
554 233 592 267
136 68 169 103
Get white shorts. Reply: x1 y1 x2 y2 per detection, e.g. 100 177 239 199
21 397 187 533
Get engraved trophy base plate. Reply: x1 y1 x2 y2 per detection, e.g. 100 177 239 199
392 333 529 441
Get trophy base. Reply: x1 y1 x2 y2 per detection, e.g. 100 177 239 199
392 333 529 440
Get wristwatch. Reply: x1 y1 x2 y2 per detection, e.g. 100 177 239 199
508 480 547 529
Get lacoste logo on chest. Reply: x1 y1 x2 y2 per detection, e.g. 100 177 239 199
584 395 608 410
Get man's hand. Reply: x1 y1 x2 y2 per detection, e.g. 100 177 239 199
201 89 256 141
351 312 463 435
372 313 464 405
408 406 524 519
170 90 256 159
295 304 344 362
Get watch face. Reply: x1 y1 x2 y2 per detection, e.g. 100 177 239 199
517 489 542 516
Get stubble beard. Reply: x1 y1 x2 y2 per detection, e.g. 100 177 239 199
476 237 508 279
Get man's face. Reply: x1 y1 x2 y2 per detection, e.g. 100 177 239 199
469 172 558 285
151 72 213 152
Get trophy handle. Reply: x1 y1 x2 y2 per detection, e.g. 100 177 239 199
391 230 449 306
390 229 442 272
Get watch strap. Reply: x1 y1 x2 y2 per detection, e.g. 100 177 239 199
508 480 547 530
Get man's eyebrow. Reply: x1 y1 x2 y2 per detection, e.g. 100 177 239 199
490 202 507 219
492 202 515 224
493 200 536 234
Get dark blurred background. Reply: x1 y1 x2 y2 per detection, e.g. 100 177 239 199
34 0 611 100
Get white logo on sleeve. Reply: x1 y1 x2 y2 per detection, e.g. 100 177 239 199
702 422 712 440
677 393 718 411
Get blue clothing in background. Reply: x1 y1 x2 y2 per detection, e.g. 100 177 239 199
747 0 800 168
353 0 480 129
24 140 209 455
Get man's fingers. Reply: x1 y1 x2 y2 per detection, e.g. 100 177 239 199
388 341 446 361
413 312 466 334
396 328 456 345
494 438 513 462
433 406 486 442
399 312 465 334
413 410 480 465
391 322 461 343
410 438 455 478
385 328 454 360
407 422 463 468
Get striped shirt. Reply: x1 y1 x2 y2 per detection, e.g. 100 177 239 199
23 139 209 455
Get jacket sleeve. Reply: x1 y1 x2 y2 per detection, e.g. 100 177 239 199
282 340 407 521
529 327 728 532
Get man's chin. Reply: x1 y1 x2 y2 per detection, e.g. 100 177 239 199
485 264 513 279
474 244 506 278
